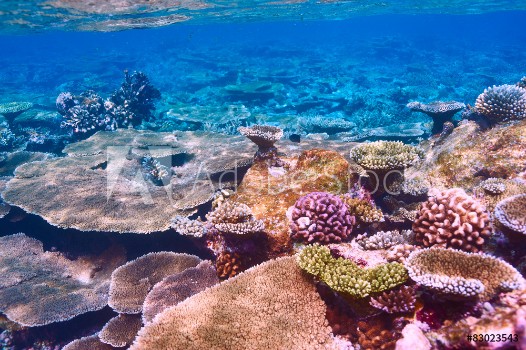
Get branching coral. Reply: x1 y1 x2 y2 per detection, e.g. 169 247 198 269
290 192 355 243
413 188 491 253
405 248 525 300
494 194 526 236
341 195 384 223
99 314 142 347
130 257 337 350
206 201 265 236
386 244 420 263
349 141 423 171
474 84 526 124
108 252 201 314
297 244 407 299
406 100 465 134
479 177 507 194
369 285 417 314
355 230 414 250
171 216 207 238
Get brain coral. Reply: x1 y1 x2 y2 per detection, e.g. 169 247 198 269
405 248 525 300
474 84 526 124
494 194 526 235
349 141 423 171
130 257 338 350
108 252 201 314
99 314 142 348
413 188 491 253
0 233 125 327
297 244 407 299
290 192 355 243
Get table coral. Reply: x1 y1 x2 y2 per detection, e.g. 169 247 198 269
494 193 526 236
413 188 491 253
63 334 114 350
405 248 525 300
99 314 142 347
297 244 408 299
290 191 355 244
406 100 465 134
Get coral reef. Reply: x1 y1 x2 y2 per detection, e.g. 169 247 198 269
473 178 526 214
108 252 201 314
290 192 355 244
238 124 283 161
350 141 423 171
130 257 338 350
57 90 106 134
474 84 526 124
369 285 417 314
355 230 414 250
395 324 431 350
494 193 526 236
298 115 356 134
63 334 114 350
297 244 408 298
0 234 125 327
405 248 525 300
517 76 526 89
171 215 207 238
341 195 384 224
142 261 219 323
215 251 243 279
99 314 142 347
406 100 465 134
386 244 420 263
206 201 265 236
0 101 33 122
478 177 507 194
413 188 491 252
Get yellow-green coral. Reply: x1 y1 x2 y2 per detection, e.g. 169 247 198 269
297 244 407 298
341 197 384 223
349 140 423 170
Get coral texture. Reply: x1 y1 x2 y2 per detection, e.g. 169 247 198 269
58 90 106 133
171 216 207 238
341 196 384 223
355 230 414 250
108 252 201 314
290 192 355 243
474 84 526 124
413 188 491 253
479 177 507 194
215 251 243 279
130 257 337 350
0 234 125 327
386 244 420 263
349 141 423 171
406 100 465 134
405 248 525 300
63 334 114 350
206 201 265 236
142 261 219 323
494 194 526 235
238 124 283 149
297 244 407 298
0 101 33 120
517 76 526 89
99 314 143 347
369 285 417 314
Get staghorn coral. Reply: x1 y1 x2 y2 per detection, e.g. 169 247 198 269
215 251 243 279
0 233 125 327
142 261 219 323
99 314 142 347
341 195 384 223
369 285 417 314
206 201 265 236
171 215 207 238
413 188 491 253
494 194 526 235
405 248 525 300
355 230 414 250
130 257 338 350
407 101 465 134
238 124 283 161
386 244 420 263
0 101 33 121
290 192 355 244
474 84 526 124
349 141 423 171
108 252 201 314
63 334 114 350
297 244 407 299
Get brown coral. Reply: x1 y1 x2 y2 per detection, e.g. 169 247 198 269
99 314 143 347
63 334 114 350
494 193 526 236
215 251 243 279
0 233 125 327
130 257 337 350
142 261 219 323
342 196 384 223
369 285 417 314
413 188 491 253
108 252 201 314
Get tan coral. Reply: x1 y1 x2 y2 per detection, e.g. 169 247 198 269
0 233 125 327
405 248 525 300
130 257 338 350
494 193 526 236
108 252 201 314
63 334 114 350
99 314 143 347
413 188 491 253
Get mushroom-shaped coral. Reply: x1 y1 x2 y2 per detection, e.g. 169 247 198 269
238 124 283 161
130 257 337 350
297 244 408 299
405 248 525 300
99 314 143 348
494 194 526 236
108 252 201 314
413 188 491 253
0 101 33 122
474 84 526 124
350 141 423 171
63 334 114 350
290 192 355 244
0 233 125 327
406 101 465 134
142 261 219 323
369 285 417 314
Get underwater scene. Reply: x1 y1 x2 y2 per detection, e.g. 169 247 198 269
1 1 526 349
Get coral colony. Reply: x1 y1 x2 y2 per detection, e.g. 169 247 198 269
1 12 526 349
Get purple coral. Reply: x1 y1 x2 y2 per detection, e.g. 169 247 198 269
290 192 355 243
